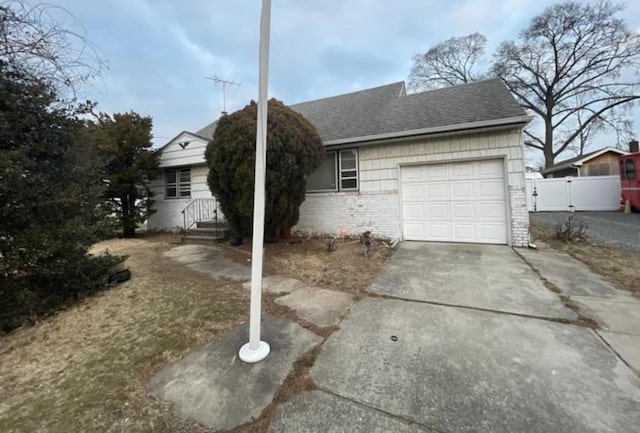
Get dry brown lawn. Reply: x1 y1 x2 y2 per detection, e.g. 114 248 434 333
0 234 393 433
530 222 640 297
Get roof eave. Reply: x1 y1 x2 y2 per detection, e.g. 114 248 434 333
157 130 209 151
541 164 579 174
322 115 533 146
541 147 630 173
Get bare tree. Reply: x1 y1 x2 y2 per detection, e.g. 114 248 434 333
408 32 488 91
493 1 640 168
564 94 634 156
0 0 107 98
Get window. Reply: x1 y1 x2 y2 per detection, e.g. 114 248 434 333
165 168 191 199
306 149 359 192
625 159 636 180
586 163 610 176
339 149 358 190
307 153 337 191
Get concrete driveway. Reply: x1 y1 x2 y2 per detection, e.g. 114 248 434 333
271 243 640 433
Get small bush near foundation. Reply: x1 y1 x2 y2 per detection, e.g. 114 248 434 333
554 215 587 242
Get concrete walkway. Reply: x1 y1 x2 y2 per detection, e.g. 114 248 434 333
519 247 640 375
153 242 640 433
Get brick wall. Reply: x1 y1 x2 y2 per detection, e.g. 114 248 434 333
294 192 400 238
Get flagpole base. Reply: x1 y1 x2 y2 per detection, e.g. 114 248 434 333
239 341 270 363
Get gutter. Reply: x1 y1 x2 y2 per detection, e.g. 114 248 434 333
322 115 533 147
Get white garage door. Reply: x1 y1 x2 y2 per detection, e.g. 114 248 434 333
401 159 507 244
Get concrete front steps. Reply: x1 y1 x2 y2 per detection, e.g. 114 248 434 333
184 220 229 242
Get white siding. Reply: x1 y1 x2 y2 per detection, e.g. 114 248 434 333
148 164 213 230
296 128 529 246
159 132 208 168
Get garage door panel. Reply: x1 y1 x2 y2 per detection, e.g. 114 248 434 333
478 159 504 177
402 184 423 201
479 180 505 199
451 182 475 200
479 202 507 220
425 183 449 200
401 166 423 182
451 203 474 219
427 223 450 241
479 224 508 243
424 164 448 180
452 224 475 241
403 204 425 220
451 162 474 178
401 159 507 244
404 223 425 239
426 203 449 219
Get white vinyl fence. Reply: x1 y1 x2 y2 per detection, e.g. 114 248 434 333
526 175 621 212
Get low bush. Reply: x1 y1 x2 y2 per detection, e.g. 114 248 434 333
554 215 587 242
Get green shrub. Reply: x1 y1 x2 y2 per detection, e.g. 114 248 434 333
205 99 324 241
0 61 123 331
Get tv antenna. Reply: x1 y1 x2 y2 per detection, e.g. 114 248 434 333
206 75 241 114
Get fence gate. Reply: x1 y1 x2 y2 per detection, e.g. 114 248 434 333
526 175 621 212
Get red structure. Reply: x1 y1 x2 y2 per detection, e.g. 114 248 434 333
620 140 640 210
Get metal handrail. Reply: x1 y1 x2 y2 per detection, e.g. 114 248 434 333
181 198 223 231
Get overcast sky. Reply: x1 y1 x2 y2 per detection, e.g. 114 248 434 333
50 0 640 164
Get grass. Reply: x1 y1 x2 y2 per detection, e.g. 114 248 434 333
0 234 395 433
530 221 640 297
0 236 249 433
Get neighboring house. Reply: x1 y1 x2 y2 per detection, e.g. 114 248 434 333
541 147 629 178
148 78 532 246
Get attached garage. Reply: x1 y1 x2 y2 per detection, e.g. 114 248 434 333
401 159 508 244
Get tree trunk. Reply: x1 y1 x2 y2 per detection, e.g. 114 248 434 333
544 117 555 169
121 194 136 238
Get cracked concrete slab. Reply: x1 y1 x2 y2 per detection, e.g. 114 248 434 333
242 276 305 295
275 287 354 328
149 315 321 431
598 331 640 375
369 242 576 320
312 298 640 433
518 248 630 300
269 390 434 433
572 296 640 335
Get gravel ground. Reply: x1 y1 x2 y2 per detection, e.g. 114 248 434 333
530 211 640 252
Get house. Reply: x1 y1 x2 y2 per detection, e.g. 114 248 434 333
541 147 629 178
148 78 532 246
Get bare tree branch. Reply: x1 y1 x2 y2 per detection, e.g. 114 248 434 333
0 0 108 99
493 0 640 168
408 33 489 91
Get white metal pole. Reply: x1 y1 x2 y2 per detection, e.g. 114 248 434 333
239 0 272 363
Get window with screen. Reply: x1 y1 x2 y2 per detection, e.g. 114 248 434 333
165 168 191 198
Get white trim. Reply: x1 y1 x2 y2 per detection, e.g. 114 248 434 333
338 149 359 191
323 115 533 146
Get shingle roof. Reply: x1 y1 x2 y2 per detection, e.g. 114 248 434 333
190 78 527 146
291 78 526 143
541 147 628 174
195 121 217 140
